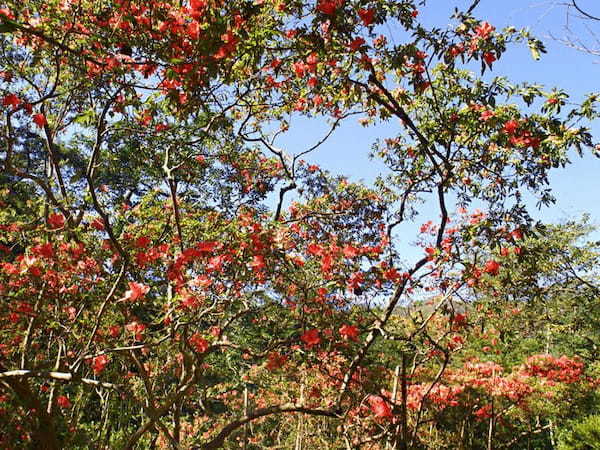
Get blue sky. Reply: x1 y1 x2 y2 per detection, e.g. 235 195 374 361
275 0 600 241
459 0 600 223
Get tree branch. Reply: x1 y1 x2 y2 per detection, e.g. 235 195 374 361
201 404 340 449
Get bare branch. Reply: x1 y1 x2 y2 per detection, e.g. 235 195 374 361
0 369 121 390
572 0 600 21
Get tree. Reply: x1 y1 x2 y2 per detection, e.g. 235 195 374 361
388 219 600 448
0 0 598 448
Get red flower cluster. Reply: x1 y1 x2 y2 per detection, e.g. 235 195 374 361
91 355 110 375
317 0 344 15
33 113 47 128
48 213 65 229
56 395 71 409
483 260 500 276
474 21 495 39
339 324 359 341
301 329 321 347
522 354 584 384
367 395 392 418
189 333 210 353
123 282 150 302
358 8 375 26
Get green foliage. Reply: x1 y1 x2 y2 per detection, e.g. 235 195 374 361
558 415 600 450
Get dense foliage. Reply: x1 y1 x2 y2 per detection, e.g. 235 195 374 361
0 0 599 448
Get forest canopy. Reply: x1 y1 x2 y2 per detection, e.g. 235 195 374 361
0 0 599 448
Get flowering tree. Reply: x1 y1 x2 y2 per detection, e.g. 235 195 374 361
0 0 598 448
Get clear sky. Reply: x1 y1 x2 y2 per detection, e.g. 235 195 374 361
274 0 600 244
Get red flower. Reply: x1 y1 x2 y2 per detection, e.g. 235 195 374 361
48 213 65 229
189 333 210 353
187 21 200 40
207 254 227 272
479 110 495 121
320 253 334 273
56 395 71 409
358 8 375 26
2 94 20 109
306 52 319 69
90 218 105 231
349 37 366 52
125 321 146 340
300 329 321 347
33 113 47 128
0 8 15 20
474 404 492 420
292 61 308 78
452 313 468 328
425 246 437 260
190 0 206 12
474 21 495 39
197 241 219 253
317 0 343 15
510 228 523 240
339 324 359 341
307 243 324 256
415 50 428 60
213 45 231 60
91 355 110 375
383 267 401 283
449 44 464 58
342 245 359 258
123 282 150 302
134 236 151 248
191 274 212 288
266 352 288 370
250 254 266 271
368 395 393 418
483 52 496 65
483 260 500 276
503 120 519 135
32 242 54 259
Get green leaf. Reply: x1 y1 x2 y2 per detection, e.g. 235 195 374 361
529 45 540 61
528 39 546 61
74 110 95 127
